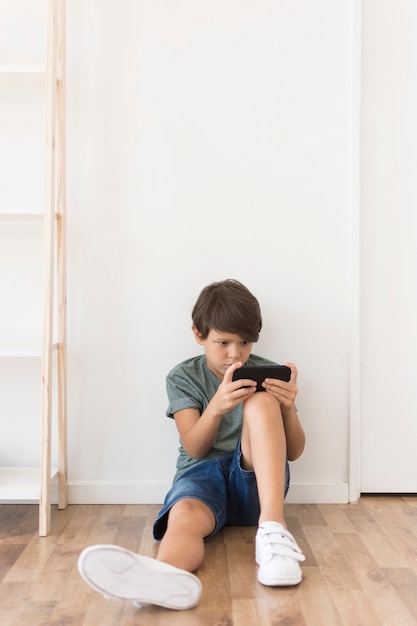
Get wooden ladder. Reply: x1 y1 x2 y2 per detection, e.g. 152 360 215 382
39 0 67 537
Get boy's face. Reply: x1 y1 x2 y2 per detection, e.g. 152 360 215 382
192 327 253 381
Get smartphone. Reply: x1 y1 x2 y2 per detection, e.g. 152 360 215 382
232 365 291 392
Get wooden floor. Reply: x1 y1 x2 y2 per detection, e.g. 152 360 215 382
0 497 417 625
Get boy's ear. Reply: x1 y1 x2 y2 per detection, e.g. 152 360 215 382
192 326 204 344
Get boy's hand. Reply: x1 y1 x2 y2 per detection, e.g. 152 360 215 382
262 362 298 413
210 362 257 415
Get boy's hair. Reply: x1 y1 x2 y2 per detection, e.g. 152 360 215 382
192 279 262 342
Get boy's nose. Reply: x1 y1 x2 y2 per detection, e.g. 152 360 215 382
228 344 241 359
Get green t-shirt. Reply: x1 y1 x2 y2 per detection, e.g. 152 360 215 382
166 353 277 482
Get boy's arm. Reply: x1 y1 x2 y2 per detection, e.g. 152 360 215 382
262 361 305 461
174 362 257 459
173 405 223 460
281 405 305 461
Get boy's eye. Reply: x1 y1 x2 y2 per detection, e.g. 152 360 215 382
217 341 249 346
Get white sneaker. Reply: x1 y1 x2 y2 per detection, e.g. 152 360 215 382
78 544 202 610
255 522 305 586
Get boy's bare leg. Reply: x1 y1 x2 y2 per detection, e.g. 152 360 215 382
241 393 305 586
240 393 287 526
157 498 216 572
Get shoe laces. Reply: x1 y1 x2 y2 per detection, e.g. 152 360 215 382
258 525 306 562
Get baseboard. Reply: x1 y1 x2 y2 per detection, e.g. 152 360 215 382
284 482 350 504
67 481 170 505
64 480 350 505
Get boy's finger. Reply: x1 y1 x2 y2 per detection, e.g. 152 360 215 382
225 362 243 381
285 362 297 382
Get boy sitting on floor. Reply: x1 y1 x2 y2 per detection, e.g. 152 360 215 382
78 279 305 610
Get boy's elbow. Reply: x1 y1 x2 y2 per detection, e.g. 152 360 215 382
186 450 206 460
287 450 302 462
287 438 305 462
182 442 209 460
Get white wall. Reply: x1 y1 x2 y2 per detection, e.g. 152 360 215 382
1 0 357 504
66 0 355 504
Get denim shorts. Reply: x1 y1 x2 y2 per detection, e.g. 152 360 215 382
153 441 290 541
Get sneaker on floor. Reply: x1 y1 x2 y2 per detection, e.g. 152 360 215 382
78 544 202 610
256 522 305 586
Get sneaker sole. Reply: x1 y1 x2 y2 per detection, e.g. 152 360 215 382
78 544 202 610
257 569 302 586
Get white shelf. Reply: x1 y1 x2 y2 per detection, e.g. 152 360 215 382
0 343 59 357
0 65 45 73
0 345 42 357
1 0 67 535
0 65 45 91
0 467 58 503
0 206 43 220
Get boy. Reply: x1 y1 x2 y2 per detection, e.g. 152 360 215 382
78 279 306 610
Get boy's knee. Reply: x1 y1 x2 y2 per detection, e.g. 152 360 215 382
243 391 280 417
168 498 215 534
